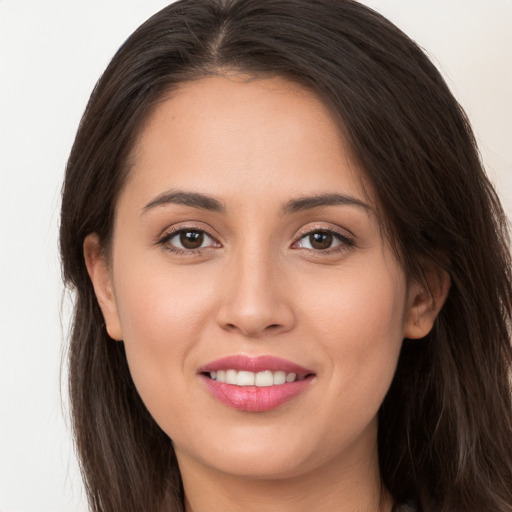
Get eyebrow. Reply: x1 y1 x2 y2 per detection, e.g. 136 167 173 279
282 193 370 214
142 190 225 214
142 190 370 216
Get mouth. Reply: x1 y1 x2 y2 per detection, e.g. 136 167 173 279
205 369 310 386
199 355 316 412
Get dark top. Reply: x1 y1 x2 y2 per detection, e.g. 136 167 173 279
393 502 418 512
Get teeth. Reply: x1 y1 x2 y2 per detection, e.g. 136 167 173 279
255 371 273 387
209 369 302 386
225 369 237 385
237 370 255 386
273 371 286 385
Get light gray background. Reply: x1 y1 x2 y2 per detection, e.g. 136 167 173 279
1 1 511 511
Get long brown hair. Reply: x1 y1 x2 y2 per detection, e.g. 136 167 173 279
59 1 512 511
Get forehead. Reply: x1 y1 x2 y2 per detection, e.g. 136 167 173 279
122 74 372 212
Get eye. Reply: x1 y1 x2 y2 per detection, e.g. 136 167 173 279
293 229 354 252
160 228 220 252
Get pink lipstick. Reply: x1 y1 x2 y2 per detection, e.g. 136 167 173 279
199 355 315 412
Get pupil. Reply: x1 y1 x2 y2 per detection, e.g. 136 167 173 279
180 231 204 249
310 232 332 250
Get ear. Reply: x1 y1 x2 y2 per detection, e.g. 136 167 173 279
404 267 451 340
83 233 123 341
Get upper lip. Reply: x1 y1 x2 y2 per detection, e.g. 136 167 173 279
199 354 314 376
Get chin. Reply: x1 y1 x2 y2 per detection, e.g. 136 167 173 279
205 449 313 480
173 421 351 482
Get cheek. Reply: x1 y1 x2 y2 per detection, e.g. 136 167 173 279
114 247 219 342
299 260 407 413
302 258 406 339
111 258 219 419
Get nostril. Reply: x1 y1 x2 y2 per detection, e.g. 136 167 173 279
217 302 296 337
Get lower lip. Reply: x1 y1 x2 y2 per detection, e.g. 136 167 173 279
201 375 313 412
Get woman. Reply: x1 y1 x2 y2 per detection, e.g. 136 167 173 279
59 1 512 511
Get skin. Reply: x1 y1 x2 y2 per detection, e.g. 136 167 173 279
85 75 449 512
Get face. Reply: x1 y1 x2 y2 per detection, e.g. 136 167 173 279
86 75 440 483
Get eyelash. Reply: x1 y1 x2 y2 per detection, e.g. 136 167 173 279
157 225 355 256
293 226 355 255
157 225 219 255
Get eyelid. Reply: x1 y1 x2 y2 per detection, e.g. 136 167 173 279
156 223 222 252
291 223 356 251
155 222 355 255
156 220 219 241
294 222 354 240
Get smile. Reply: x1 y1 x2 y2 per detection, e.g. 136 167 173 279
199 355 315 412
208 369 305 386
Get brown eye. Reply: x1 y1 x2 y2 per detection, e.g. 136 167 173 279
180 230 204 249
161 228 219 252
294 229 351 252
309 232 333 250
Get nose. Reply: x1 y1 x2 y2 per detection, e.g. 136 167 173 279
216 248 296 338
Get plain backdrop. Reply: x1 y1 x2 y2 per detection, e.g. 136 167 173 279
0 1 511 511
